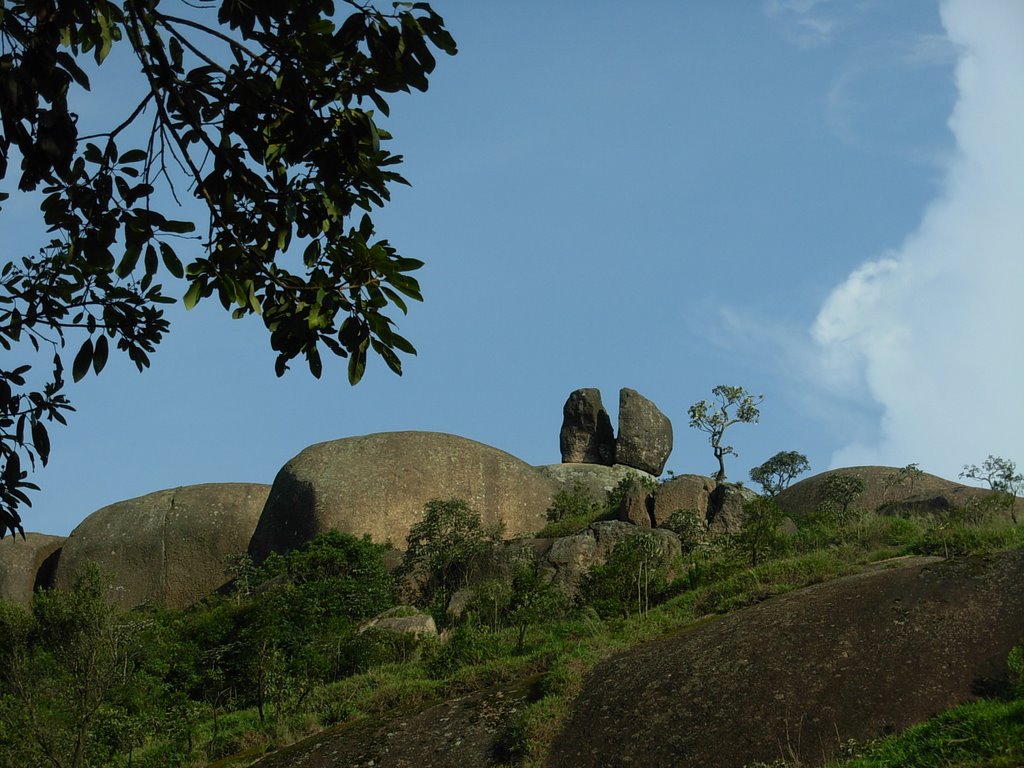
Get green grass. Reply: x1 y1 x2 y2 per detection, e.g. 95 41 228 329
829 696 1024 768
124 513 1024 768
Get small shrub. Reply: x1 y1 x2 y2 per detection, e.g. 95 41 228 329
579 533 673 619
661 508 705 553
546 481 602 523
400 499 500 610
427 615 494 678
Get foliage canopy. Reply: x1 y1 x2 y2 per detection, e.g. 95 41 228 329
0 0 456 537
749 450 810 498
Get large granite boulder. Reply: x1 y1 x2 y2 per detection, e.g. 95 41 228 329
559 389 615 465
776 466 1023 521
615 388 672 475
0 533 64 607
249 432 558 562
651 475 716 527
538 463 655 506
55 483 269 609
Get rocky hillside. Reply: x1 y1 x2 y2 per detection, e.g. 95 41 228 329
243 552 1024 768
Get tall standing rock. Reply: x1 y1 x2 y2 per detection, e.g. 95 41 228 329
615 388 673 476
559 388 615 465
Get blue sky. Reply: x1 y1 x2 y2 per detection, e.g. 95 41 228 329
4 0 1022 537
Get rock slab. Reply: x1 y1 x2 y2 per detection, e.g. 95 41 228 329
55 483 269 609
559 389 615 465
0 533 64 607
615 388 673 475
547 551 1024 768
249 432 558 562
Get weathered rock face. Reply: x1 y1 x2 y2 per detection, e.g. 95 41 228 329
55 484 269 609
615 388 672 475
649 475 749 535
538 521 681 596
775 466 1024 521
0 533 64 607
538 463 655 504
617 485 653 528
651 475 716 528
559 389 615 465
249 432 558 562
547 551 1024 768
707 483 756 535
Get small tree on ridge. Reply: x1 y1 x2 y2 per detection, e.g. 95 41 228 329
688 385 763 483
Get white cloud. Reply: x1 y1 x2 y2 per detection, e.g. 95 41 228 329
763 0 849 49
812 0 1024 479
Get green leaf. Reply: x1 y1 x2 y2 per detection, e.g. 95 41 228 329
159 242 184 278
347 348 366 385
183 282 202 310
161 219 196 234
31 421 50 465
119 149 148 164
72 338 94 382
92 334 109 375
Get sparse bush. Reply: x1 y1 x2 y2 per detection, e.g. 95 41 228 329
739 497 789 567
661 508 705 553
818 473 866 524
400 498 501 611
546 481 602 523
960 455 1023 524
606 472 657 513
579 533 673 619
882 463 924 502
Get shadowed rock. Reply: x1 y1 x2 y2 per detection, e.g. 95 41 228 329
55 483 269 609
615 388 672 475
0 533 64 606
617 484 653 527
547 551 1024 768
559 389 615 465
249 432 558 562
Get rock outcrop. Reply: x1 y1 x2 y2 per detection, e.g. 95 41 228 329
55 483 269 609
537 521 680 596
360 607 437 638
776 465 1023 521
548 551 1024 768
651 474 716 527
648 475 750 535
559 389 615 465
538 463 655 503
614 388 672 475
0 533 64 606
249 432 558 562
